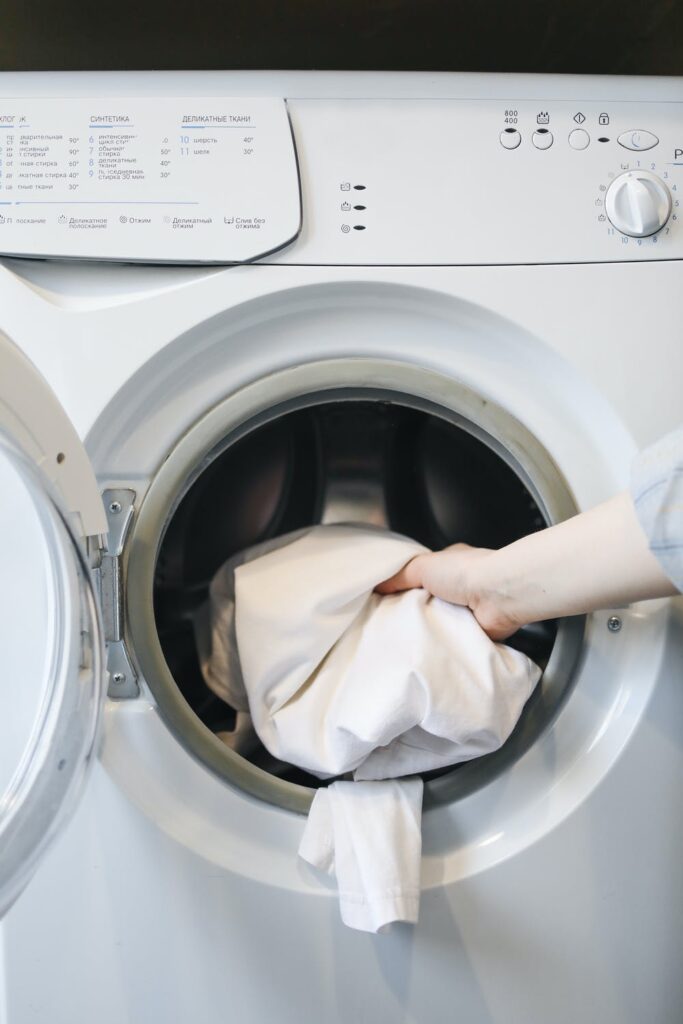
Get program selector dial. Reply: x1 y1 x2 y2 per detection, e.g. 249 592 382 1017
605 169 672 237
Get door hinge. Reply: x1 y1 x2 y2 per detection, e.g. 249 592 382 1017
97 488 139 699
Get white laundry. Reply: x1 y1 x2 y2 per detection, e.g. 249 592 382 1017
198 525 541 932
299 779 424 932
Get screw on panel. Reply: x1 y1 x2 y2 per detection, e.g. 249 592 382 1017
109 501 122 514
112 672 126 684
607 616 622 633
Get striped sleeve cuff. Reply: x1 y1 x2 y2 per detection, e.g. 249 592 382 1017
630 425 683 593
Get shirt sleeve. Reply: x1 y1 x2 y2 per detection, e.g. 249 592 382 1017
630 425 683 593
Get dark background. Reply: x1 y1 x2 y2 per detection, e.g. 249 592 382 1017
1 0 682 75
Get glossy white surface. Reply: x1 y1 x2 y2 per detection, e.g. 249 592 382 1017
0 450 52 799
73 273 671 883
0 71 681 1024
0 440 105 915
95 604 667 890
0 331 107 537
3 610 682 1024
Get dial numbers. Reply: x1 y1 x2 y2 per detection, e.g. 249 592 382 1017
604 169 672 237
597 162 678 244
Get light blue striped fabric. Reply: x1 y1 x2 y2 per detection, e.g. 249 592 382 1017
631 425 683 593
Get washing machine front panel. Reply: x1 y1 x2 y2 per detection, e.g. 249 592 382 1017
0 71 681 1024
73 281 670 888
0 73 682 266
0 331 106 915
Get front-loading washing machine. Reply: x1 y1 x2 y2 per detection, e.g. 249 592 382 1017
0 71 682 1024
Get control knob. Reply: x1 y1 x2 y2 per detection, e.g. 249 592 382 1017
605 170 672 237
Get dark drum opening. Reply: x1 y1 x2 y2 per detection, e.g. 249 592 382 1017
153 397 558 790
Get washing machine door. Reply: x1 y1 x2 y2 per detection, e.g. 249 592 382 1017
0 329 107 916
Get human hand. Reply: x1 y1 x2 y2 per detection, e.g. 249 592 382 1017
377 491 680 640
376 543 523 641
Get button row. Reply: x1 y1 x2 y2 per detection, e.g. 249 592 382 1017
500 127 558 150
500 128 589 150
500 127 659 152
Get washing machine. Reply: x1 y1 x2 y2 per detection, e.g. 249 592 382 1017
1 71 682 1024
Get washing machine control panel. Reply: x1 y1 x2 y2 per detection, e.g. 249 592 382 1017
272 95 683 264
0 97 301 262
1 88 683 266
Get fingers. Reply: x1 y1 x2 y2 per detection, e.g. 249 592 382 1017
375 554 425 594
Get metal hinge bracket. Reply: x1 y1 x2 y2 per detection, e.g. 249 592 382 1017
98 488 139 699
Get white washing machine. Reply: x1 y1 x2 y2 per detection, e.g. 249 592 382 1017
1 72 682 1024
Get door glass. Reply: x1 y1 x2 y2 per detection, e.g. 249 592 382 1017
0 437 104 916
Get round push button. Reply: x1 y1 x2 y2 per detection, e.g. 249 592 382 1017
568 128 590 150
500 128 521 150
532 128 553 150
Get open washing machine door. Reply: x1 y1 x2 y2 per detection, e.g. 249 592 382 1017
0 329 107 916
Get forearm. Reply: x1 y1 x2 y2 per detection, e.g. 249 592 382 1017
473 491 678 628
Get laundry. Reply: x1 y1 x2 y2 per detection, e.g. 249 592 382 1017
197 525 541 932
299 778 424 933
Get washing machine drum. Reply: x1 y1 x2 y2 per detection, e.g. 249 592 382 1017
153 397 559 792
157 399 545 581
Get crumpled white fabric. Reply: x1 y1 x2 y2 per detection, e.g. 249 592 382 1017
299 778 424 932
197 525 541 932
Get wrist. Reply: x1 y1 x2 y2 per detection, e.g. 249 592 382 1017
467 551 528 640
